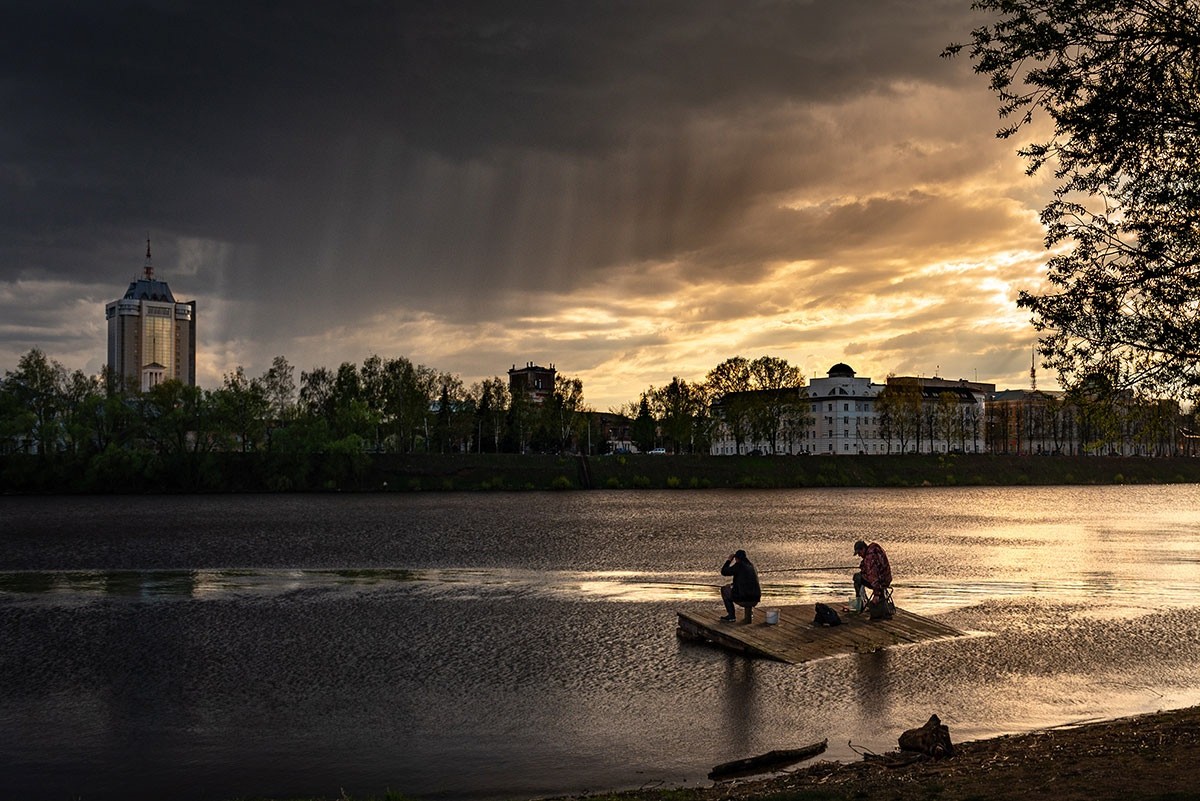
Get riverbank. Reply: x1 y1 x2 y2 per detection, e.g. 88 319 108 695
537 704 1200 801
405 452 1200 492
263 704 1200 800
8 451 1198 493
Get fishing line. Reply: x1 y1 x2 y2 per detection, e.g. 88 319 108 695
758 565 858 573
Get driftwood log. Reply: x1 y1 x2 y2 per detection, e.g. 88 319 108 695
708 739 828 780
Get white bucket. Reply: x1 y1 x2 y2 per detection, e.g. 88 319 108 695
848 596 863 613
764 608 780 625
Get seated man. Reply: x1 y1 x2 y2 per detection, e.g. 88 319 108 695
853 539 892 611
719 549 761 623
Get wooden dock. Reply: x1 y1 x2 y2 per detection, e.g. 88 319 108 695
676 603 965 664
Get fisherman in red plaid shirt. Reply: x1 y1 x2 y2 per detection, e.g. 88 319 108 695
853 539 892 608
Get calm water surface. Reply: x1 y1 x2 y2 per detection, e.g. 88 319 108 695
3 485 1200 801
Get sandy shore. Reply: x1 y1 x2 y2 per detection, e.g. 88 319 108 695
539 705 1200 801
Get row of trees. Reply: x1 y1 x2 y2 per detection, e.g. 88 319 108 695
872 381 984 455
876 379 1185 458
985 385 1184 458
0 349 816 461
617 356 806 455
7 344 1191 467
0 349 593 461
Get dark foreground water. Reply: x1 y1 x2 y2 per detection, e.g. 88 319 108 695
3 486 1200 801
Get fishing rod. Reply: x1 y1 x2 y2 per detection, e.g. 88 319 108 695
757 565 857 573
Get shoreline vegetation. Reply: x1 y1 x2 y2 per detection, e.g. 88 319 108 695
5 452 1200 494
261 704 1200 801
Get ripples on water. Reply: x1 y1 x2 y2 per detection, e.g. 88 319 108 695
2 485 1200 801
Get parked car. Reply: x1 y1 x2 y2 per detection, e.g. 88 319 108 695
648 448 667 455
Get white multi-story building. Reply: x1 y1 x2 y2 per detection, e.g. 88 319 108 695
709 363 991 455
709 363 887 455
105 240 196 392
804 363 887 454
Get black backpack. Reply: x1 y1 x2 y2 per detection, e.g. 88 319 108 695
813 602 841 626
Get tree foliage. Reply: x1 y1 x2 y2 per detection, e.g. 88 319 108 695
472 376 509 453
876 377 923 454
0 349 595 488
547 374 587 452
946 0 1200 399
649 377 711 454
632 394 657 453
745 356 803 453
701 355 804 453
706 357 753 451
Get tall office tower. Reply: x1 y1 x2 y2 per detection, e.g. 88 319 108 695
105 240 197 392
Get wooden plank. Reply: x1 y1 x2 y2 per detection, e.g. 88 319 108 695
708 740 828 779
677 602 965 664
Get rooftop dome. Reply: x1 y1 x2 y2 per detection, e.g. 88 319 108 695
827 363 856 378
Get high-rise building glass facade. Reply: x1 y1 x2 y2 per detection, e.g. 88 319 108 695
105 242 197 392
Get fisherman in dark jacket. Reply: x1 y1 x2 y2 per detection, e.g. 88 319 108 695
719 549 762 623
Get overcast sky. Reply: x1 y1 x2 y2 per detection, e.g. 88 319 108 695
1 0 1058 410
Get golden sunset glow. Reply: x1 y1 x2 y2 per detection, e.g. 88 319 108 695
1 2 1066 408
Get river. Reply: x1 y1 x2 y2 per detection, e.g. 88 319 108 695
2 485 1200 800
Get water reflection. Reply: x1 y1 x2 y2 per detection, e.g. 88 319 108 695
721 655 760 746
0 567 424 602
3 564 1193 616
854 649 893 724
2 485 1200 801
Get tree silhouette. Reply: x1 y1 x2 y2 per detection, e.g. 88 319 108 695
947 0 1200 401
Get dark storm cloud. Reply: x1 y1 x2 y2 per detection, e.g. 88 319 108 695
1 0 1048 404
1 0 974 269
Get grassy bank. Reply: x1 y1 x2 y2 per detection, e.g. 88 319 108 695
5 452 1200 493
367 452 1200 492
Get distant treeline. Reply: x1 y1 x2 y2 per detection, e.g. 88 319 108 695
0 349 817 480
0 348 595 473
5 347 1200 494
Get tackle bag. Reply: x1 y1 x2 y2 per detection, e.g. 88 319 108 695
813 602 841 626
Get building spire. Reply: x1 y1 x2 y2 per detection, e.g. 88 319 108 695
144 236 154 280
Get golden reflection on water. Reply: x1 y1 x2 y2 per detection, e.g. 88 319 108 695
2 559 1198 615
4 486 1200 801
